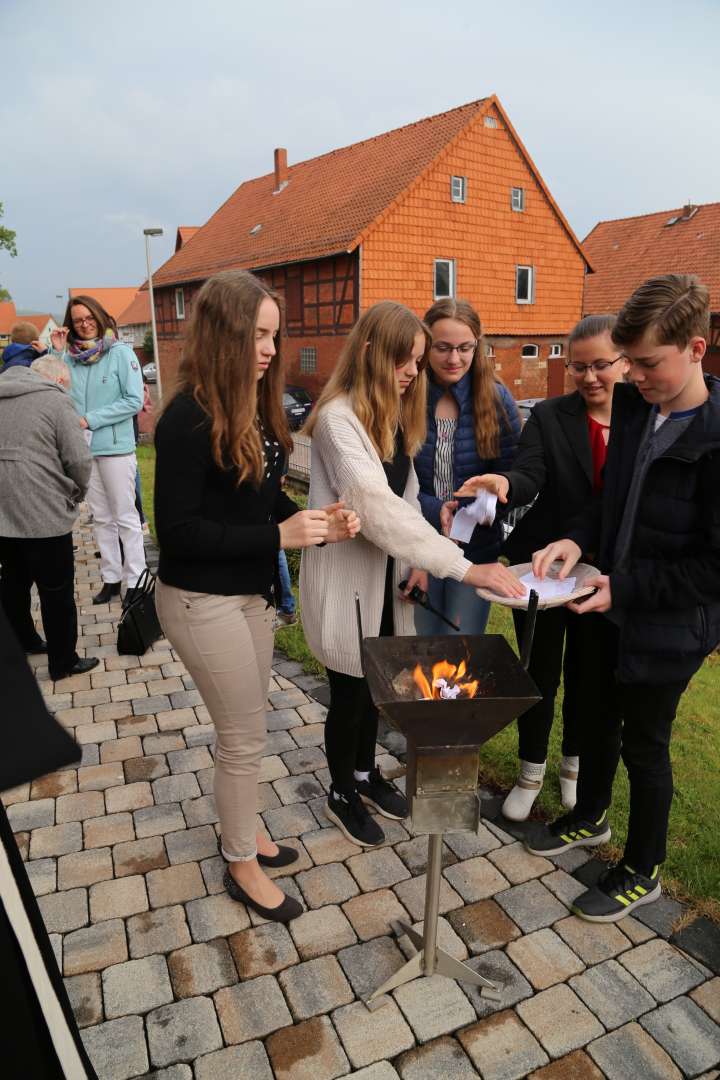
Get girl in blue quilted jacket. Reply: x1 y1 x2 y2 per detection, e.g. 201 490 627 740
415 299 520 634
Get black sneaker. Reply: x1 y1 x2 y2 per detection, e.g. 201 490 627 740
525 810 611 856
572 863 661 922
325 786 385 847
355 767 409 820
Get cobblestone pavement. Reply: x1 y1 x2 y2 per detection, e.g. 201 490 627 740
5 516 720 1079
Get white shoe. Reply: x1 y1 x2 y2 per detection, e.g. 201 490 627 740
502 760 546 821
560 755 579 810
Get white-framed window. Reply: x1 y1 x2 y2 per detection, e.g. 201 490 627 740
433 259 456 300
516 265 534 304
299 346 317 374
485 342 495 358
484 115 498 128
511 187 525 212
522 344 539 359
175 288 185 320
549 343 563 357
450 176 467 203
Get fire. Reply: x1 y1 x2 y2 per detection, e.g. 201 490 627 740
412 658 479 700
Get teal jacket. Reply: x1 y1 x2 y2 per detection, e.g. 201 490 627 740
63 342 143 456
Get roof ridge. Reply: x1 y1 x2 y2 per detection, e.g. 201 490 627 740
587 200 720 233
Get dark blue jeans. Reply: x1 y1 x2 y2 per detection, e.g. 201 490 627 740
277 550 295 615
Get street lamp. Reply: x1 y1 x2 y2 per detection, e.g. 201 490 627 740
143 227 164 400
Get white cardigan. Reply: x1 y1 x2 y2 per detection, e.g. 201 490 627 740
300 396 472 677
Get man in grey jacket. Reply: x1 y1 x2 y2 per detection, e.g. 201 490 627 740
0 357 98 681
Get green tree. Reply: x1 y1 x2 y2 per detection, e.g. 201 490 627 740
142 328 154 360
0 202 17 301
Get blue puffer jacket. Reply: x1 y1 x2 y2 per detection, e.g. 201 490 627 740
415 371 521 563
64 342 143 456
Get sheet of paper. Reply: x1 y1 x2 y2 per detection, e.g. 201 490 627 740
450 491 497 543
82 429 93 447
518 571 577 600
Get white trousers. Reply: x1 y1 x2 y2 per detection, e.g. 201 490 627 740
86 454 146 588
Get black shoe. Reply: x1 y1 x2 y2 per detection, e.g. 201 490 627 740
325 786 385 847
26 640 48 654
217 835 299 868
525 810 611 857
52 657 100 682
356 767 409 820
571 863 662 922
93 582 121 605
223 868 303 922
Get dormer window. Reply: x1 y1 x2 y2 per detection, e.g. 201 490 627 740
451 176 467 204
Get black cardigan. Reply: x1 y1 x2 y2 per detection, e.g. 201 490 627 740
154 392 298 598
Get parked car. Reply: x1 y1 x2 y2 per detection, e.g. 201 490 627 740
515 397 544 425
143 361 157 384
283 385 313 430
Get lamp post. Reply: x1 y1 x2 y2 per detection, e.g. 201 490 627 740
143 227 164 400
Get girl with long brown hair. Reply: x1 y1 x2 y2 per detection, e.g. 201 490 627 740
154 270 358 922
301 301 524 848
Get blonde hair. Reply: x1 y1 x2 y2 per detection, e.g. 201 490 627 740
304 301 429 459
31 356 70 385
10 321 39 345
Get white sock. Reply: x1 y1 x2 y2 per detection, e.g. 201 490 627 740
560 755 579 810
354 770 371 783
502 760 546 822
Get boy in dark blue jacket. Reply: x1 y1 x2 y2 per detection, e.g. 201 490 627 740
1 321 47 372
527 274 720 922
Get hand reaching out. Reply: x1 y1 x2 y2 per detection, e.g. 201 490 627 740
454 473 509 502
323 501 361 543
463 561 526 598
531 539 581 581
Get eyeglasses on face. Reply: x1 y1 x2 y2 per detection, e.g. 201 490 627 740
565 356 622 375
431 341 477 355
72 315 98 327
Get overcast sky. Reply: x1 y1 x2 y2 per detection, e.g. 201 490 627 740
3 0 718 313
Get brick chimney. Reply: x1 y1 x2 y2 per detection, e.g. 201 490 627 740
274 148 288 193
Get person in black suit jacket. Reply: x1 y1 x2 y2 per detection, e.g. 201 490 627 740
456 315 628 820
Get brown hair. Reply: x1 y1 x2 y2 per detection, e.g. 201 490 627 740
10 321 39 345
167 270 291 485
304 301 429 459
568 313 617 353
63 295 117 341
423 298 516 458
612 274 710 348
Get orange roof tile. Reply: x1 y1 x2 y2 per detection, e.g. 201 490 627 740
0 300 18 335
117 290 151 327
69 287 139 321
583 202 720 314
175 226 200 252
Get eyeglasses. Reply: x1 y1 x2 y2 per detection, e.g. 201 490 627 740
72 315 98 327
565 356 622 375
431 341 477 355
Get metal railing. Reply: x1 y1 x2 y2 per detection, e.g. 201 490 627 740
288 433 311 483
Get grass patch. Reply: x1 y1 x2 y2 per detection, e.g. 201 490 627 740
136 444 156 540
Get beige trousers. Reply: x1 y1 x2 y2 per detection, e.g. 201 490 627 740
155 581 274 861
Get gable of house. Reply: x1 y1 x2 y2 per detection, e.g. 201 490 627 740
69 287 139 322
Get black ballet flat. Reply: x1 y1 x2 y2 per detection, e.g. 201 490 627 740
217 835 299 868
223 868 303 923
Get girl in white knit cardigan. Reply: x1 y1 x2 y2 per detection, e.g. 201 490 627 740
301 302 525 847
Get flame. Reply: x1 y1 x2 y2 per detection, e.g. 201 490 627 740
412 658 479 700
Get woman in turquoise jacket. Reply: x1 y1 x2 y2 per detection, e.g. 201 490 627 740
51 295 146 605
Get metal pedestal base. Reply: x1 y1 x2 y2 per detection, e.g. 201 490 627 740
367 833 502 1006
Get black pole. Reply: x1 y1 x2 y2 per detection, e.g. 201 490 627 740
520 589 539 670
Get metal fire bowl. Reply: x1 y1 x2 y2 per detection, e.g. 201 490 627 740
362 634 541 749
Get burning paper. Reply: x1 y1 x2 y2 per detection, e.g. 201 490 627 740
412 658 479 701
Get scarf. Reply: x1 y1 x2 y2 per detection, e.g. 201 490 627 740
68 328 117 365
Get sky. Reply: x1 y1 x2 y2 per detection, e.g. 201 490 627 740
2 0 718 313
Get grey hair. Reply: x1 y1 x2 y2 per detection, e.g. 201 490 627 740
31 356 71 386
568 314 617 353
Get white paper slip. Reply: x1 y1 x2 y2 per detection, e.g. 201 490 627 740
450 491 497 543
82 429 93 447
518 572 577 600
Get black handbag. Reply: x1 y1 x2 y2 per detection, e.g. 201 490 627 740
117 568 163 655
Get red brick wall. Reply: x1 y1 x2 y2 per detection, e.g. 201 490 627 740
488 337 567 400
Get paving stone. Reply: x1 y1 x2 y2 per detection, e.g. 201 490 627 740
351 1065 401 1080
147 676 185 697
641 996 720 1076
200 854 225 895
587 1021 682 1079
274 772 325 804
30 821 82 859
396 1036 479 1079
342 888 410 941
555 914 632 964
443 857 510 903
494 878 570 933
517 982 604 1057
183 723 215 748
143 731 186 755
96 702 135 724
263 803 318 842
487 841 554 884
111 682 149 702
297 700 327 723
394 972 477 1042
459 1009 548 1079
100 735 143 763
147 997 223 1068
394 872 463 921
58 847 114 889
26 857 57 896
90 874 149 921
84 811 135 848
7 797 55 832
619 938 705 1002
105 781 154 814
621 915 657 945
38 887 88 933
91 669 127 689
185 891 251 941
569 958 657 1029
671 917 720 976
113 835 169 877
181 794 218 827
57 705 94 727
64 918 128 975
332 998 415 1068
336 935 405 1000
459 948 535 1017
31 772 79 802
103 954 174 1018
307 794 334 828
166 824 218 864
168 939 238 997
166 745 213 775
347 847 411 892
152 773 201 804
258 754 290 783
397 915 468 962
78 762 125 791
56 790 105 824
124 754 169 783
691 977 720 1024
290 722 326 748
540 868 587 907
64 972 103 1028
279 953 354 1019
290 904 357 960
631 894 684 938
506 928 585 990
82 1015 149 1080
13 830 29 859
483 817 517 845
167 689 202 709
280 746 327 775
127 905 191 958
142 1068 193 1080
394 835 457 876
156 707 197 732
195 1042 273 1080
297 862 360 908
147 862 206 907
266 1014 350 1080
214 973 293 1042
116 713 158 737
228 920 299 978
269 688 308 709
527 1051 605 1079
446 897 522 955
74 720 117 745
134 802 186 838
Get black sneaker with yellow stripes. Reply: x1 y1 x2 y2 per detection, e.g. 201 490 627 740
571 863 661 922
525 810 611 857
